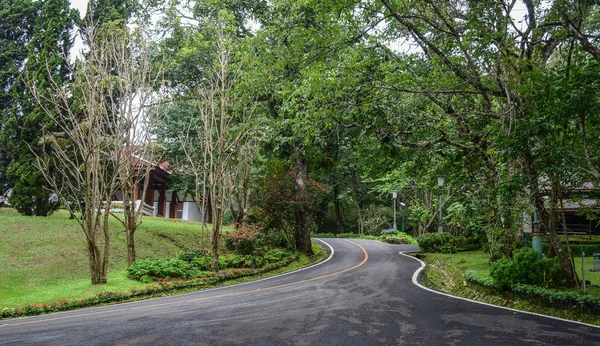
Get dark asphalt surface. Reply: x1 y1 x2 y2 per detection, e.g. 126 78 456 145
1 238 599 345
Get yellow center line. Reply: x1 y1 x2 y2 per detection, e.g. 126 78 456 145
1 239 368 329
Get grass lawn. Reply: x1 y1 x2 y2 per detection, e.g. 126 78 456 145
0 208 234 309
427 250 600 296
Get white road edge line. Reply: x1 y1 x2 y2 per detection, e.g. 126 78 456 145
399 251 600 330
1 239 336 324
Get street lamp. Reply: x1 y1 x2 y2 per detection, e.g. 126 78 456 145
392 190 399 231
437 176 445 233
399 202 406 233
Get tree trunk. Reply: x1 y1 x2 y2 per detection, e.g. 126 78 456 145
123 181 137 266
211 229 220 272
534 193 579 287
294 156 312 254
333 184 342 235
126 230 136 266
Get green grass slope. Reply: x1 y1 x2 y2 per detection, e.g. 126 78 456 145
0 208 230 309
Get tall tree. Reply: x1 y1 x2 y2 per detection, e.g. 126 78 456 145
0 0 39 203
2 0 76 216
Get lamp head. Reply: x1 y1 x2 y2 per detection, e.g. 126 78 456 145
437 176 445 187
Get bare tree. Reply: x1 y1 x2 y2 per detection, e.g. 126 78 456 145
105 27 165 266
30 24 135 284
178 12 255 271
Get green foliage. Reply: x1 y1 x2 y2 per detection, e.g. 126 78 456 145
510 284 600 311
126 258 194 280
489 248 566 289
256 229 288 249
219 253 255 269
418 233 460 253
263 249 288 263
191 255 213 271
1 0 76 216
0 0 39 200
311 232 335 238
465 270 497 290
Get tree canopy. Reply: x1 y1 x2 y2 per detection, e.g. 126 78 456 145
2 0 600 286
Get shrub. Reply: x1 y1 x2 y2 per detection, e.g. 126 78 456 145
310 232 336 238
489 247 566 289
127 259 193 280
224 227 258 255
417 233 458 253
336 232 379 240
381 235 410 244
191 255 212 271
178 249 210 263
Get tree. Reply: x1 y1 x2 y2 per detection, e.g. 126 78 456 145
105 25 165 266
159 8 257 271
239 0 380 252
189 10 255 271
0 0 39 202
30 24 141 284
8 0 76 216
371 0 600 285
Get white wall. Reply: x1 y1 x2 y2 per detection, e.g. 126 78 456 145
182 202 205 222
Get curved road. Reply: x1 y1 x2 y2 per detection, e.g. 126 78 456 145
1 239 599 345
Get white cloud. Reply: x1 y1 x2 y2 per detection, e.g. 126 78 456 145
70 0 88 17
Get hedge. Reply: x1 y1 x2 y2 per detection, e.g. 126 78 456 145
465 270 600 314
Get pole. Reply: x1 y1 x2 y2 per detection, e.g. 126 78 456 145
438 193 443 233
393 198 397 231
583 251 586 294
401 205 405 233
532 209 543 260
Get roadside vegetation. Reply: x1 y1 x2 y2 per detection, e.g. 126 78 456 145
416 234 600 325
0 208 326 318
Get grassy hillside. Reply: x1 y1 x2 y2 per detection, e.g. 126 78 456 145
0 208 232 309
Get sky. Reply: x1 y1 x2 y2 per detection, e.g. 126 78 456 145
70 0 88 16
68 0 530 56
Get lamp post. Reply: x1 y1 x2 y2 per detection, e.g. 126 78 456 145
437 176 445 233
399 202 406 233
392 190 398 231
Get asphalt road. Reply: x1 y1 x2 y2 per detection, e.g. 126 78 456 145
1 239 599 345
